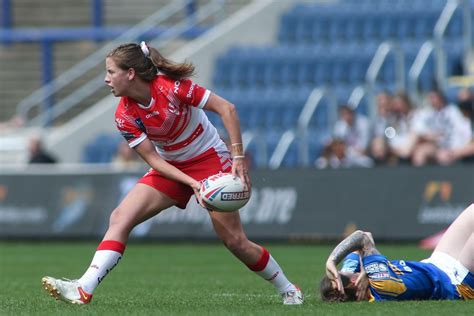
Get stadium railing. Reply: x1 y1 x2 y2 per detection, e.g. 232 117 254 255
8 0 227 127
226 0 472 168
267 87 337 169
365 42 406 121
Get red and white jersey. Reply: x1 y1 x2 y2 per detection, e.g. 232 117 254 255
114 75 227 161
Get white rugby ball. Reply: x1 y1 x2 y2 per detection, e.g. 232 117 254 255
200 173 250 212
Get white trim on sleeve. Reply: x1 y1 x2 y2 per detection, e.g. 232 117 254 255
129 133 147 148
197 89 211 109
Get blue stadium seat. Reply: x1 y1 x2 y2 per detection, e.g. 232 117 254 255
414 11 437 40
265 128 285 158
210 0 469 168
82 133 121 163
446 9 463 39
395 10 416 40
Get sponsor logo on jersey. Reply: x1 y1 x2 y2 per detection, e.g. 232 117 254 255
221 191 250 201
115 118 125 128
186 82 196 99
173 80 180 94
167 102 180 115
370 272 390 280
145 111 160 119
365 263 388 274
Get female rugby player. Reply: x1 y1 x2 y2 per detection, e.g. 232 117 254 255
42 42 303 305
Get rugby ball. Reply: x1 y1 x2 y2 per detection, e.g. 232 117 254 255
200 173 250 212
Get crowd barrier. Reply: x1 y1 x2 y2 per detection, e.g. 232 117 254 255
0 165 472 240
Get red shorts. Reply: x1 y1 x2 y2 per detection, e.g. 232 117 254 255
139 148 232 209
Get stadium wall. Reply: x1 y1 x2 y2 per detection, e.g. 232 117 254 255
46 0 303 163
1 166 472 240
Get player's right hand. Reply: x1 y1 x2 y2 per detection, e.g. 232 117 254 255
190 180 206 209
326 260 344 295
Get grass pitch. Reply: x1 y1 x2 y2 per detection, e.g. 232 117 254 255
1 242 473 315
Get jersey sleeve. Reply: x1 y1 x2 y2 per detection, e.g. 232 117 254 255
173 78 210 109
362 254 407 301
115 103 147 148
341 252 361 273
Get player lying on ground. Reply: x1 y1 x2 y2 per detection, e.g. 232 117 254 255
41 42 303 305
320 203 474 301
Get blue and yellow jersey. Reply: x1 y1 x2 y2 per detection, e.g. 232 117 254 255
341 252 361 273
341 253 474 301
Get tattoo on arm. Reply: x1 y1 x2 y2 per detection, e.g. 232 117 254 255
329 231 365 264
329 231 379 265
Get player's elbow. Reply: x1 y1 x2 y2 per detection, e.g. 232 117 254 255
348 230 375 250
219 102 240 125
362 232 376 248
355 230 373 240
222 101 237 117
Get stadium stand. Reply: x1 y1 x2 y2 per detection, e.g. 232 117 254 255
0 0 252 164
211 0 471 167
0 0 472 167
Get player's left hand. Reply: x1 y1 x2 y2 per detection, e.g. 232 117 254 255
232 157 251 191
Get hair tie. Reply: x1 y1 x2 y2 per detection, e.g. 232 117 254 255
140 41 150 57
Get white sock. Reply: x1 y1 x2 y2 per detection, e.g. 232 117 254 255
247 247 293 293
77 240 125 294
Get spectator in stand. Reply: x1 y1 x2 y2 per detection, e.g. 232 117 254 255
385 91 417 165
333 105 371 156
315 138 373 169
28 136 57 164
411 89 471 166
111 141 143 170
317 104 373 168
370 92 393 164
436 88 474 165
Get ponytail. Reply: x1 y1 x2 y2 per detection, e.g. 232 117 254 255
107 42 195 82
148 46 195 80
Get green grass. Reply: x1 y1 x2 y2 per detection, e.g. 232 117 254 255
1 242 473 315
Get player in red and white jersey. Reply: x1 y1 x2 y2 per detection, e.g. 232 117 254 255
42 42 303 305
115 70 225 163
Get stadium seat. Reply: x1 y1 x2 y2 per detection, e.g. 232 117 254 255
210 0 468 168
82 133 121 163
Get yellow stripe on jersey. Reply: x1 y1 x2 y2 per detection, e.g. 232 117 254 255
388 262 404 275
369 278 407 297
457 284 474 300
369 292 375 302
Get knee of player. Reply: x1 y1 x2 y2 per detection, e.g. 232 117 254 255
467 203 474 213
222 234 248 253
108 207 131 227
